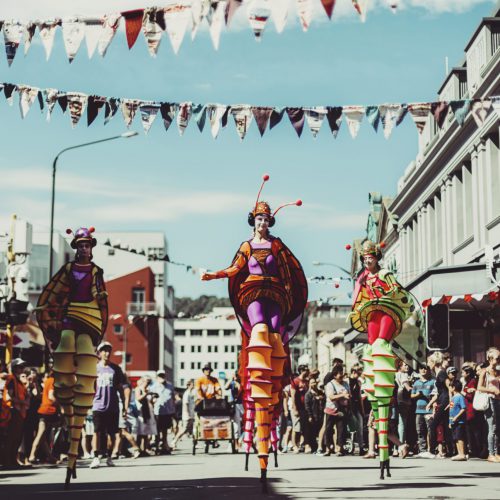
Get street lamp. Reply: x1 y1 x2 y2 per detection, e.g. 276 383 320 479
312 261 353 282
48 131 139 277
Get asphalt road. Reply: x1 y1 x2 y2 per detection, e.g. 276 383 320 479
1 441 499 499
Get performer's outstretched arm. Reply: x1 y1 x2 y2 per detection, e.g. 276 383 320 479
201 243 248 280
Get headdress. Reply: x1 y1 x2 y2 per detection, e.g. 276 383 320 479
248 174 302 227
67 226 97 249
361 239 385 260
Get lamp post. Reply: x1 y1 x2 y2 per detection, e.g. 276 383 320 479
48 131 138 277
312 261 353 283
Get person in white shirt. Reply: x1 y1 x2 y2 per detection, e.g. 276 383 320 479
172 380 195 448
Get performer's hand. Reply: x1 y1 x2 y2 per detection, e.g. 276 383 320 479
201 272 216 281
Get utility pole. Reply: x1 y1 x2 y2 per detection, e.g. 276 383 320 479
5 215 16 365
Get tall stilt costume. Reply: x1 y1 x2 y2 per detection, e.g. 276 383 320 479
202 175 307 492
350 240 420 479
36 227 107 488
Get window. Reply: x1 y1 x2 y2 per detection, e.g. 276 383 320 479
113 324 123 335
132 287 145 303
231 346 236 353
108 248 115 256
191 345 195 353
180 362 185 369
224 362 229 369
197 362 201 369
197 346 201 353
208 346 212 353
174 329 186 336
223 330 235 336
191 330 202 336
214 362 218 369
231 362 235 369
214 346 218 353
180 345 185 353
207 329 219 336
190 362 195 369
180 379 184 387
224 345 228 353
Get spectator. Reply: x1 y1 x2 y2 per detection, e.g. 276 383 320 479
448 380 467 461
225 373 243 449
348 365 365 455
195 365 222 411
280 384 293 453
150 370 175 455
477 347 500 463
323 358 344 386
323 365 350 456
461 365 482 458
396 362 413 446
428 351 453 457
290 365 310 453
21 369 42 465
172 380 196 448
1 358 29 467
304 376 325 453
411 365 435 458
29 369 58 464
135 376 157 456
90 342 126 469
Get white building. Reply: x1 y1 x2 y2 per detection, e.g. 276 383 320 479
173 307 240 388
92 231 175 377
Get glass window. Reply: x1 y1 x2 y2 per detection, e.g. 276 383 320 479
197 362 201 369
231 362 235 369
197 346 201 353
132 288 145 303
207 330 219 336
223 330 235 336
224 345 228 353
208 346 212 353
214 346 218 353
174 330 186 336
191 345 195 353
180 378 184 387
190 330 202 336
231 345 236 353
180 362 185 369
190 362 195 369
224 362 229 369
180 345 185 353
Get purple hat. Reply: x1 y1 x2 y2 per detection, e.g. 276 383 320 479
67 226 97 249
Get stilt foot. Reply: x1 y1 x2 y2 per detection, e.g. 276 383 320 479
245 453 249 472
260 468 268 494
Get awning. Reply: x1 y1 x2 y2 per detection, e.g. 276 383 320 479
421 291 499 310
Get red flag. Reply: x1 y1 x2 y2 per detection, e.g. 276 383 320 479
421 298 432 309
321 0 336 19
122 9 144 49
463 294 473 303
441 295 452 305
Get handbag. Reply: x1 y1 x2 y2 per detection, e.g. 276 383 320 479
472 391 490 412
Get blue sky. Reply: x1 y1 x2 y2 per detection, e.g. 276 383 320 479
0 0 496 300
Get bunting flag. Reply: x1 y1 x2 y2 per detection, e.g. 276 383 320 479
421 291 499 310
0 79 496 141
0 0 406 62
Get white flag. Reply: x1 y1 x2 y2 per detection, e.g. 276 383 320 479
98 14 121 57
296 0 312 32
3 21 26 66
207 104 228 139
142 8 163 57
231 105 253 141
379 103 402 140
208 0 227 50
163 1 192 54
84 18 103 58
248 0 271 40
140 102 160 134
18 85 39 119
62 18 85 62
471 99 492 127
43 88 59 122
270 0 288 33
304 107 327 138
177 102 193 135
37 20 59 60
343 105 365 139
192 0 211 41
121 99 140 127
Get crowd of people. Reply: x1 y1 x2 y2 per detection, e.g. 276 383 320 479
1 345 499 470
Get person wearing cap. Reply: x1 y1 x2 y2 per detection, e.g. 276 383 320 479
201 174 307 488
36 226 108 487
90 341 126 469
350 239 417 479
150 370 175 454
0 359 29 467
194 365 222 410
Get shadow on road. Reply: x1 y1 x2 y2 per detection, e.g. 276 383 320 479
279 466 419 471
0 477 291 500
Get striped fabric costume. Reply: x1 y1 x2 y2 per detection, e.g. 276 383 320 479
36 227 107 488
350 240 414 479
203 175 307 491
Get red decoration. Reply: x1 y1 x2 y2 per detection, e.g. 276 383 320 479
263 174 269 181
89 226 95 233
66 228 72 234
345 244 352 250
379 242 386 249
296 199 302 206
334 283 340 289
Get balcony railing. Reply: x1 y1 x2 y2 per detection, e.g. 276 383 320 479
126 301 158 316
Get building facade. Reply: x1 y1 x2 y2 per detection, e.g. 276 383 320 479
173 307 240 388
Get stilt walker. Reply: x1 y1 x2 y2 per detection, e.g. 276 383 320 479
349 240 415 479
36 227 108 488
202 174 307 492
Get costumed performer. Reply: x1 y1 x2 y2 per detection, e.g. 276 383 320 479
201 174 307 492
36 227 108 488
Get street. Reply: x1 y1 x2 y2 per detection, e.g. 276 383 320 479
1 440 499 500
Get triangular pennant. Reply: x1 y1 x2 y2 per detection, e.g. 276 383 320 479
343 105 365 139
87 95 107 126
122 9 144 49
208 0 227 50
321 0 336 19
58 93 68 113
98 14 121 57
177 102 193 135
191 0 211 41
3 21 25 66
431 101 449 129
408 103 431 134
142 8 163 57
304 107 327 138
104 98 120 125
296 0 312 32
121 99 140 127
23 22 36 56
3 83 17 106
37 90 44 112
286 107 305 137
66 93 88 128
206 104 228 139
270 0 288 33
379 103 403 139
160 102 178 132
193 103 207 132
326 106 343 137
84 18 103 58
62 18 85 63
471 99 492 127
449 100 471 127
163 1 192 54
248 0 271 40
252 106 273 136
365 105 380 132
18 85 39 119
225 0 243 26
231 105 253 141
352 0 369 22
270 108 285 129
139 102 160 133
37 20 60 60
